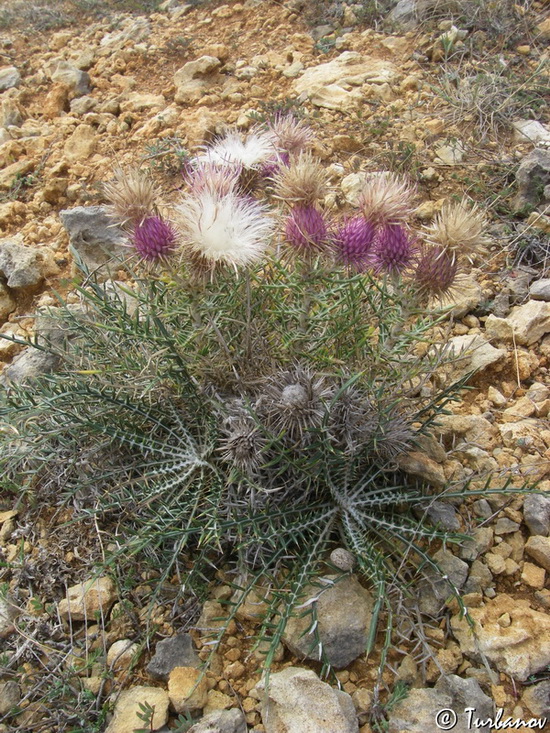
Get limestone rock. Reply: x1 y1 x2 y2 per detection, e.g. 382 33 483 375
340 172 367 206
257 667 358 733
99 18 151 49
59 206 128 278
451 593 550 681
0 234 58 289
0 66 20 91
174 56 221 104
388 687 465 733
58 576 116 621
486 301 550 345
441 275 483 318
525 535 550 572
107 639 139 671
63 124 98 162
187 709 247 733
293 52 397 111
168 667 208 712
282 575 373 668
432 414 499 452
1 95 24 127
514 148 550 211
442 333 505 381
105 686 169 733
396 450 446 488
146 633 201 681
0 281 15 320
434 674 494 721
1 346 60 384
50 60 91 97
0 160 34 191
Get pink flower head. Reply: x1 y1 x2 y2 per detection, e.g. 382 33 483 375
132 215 176 261
261 151 290 180
371 224 417 276
334 216 375 271
285 205 328 252
185 159 241 197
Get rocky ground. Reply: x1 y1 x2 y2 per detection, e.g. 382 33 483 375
0 0 550 731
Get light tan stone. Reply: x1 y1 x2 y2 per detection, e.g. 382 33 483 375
168 667 208 712
58 576 116 621
105 686 169 733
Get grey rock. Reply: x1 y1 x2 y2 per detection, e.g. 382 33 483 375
434 674 494 721
0 280 15 320
99 18 151 49
187 708 247 733
515 148 550 211
489 291 511 317
1 346 60 384
387 687 466 733
257 667 358 733
0 680 20 715
524 493 550 536
463 559 493 595
424 500 461 531
521 680 550 717
418 548 469 616
0 66 20 91
147 633 201 681
494 517 520 535
1 96 23 127
529 279 550 302
0 235 53 289
50 60 91 96
473 499 493 519
282 575 373 668
459 527 494 561
70 96 97 115
59 206 128 278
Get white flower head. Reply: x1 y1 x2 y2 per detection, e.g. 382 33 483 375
199 130 277 170
177 190 274 269
186 158 242 197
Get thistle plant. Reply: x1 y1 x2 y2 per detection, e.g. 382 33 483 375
0 119 525 701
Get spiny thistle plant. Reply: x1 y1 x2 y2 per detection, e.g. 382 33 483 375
0 115 520 696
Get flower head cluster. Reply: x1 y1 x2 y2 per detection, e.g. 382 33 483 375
177 190 274 270
185 159 242 197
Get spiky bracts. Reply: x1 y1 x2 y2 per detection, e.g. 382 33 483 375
220 416 265 474
132 216 177 261
358 172 415 228
414 244 459 301
424 200 489 263
103 167 157 228
371 225 417 276
273 151 328 205
259 366 333 444
333 216 376 271
267 113 313 156
285 205 329 253
176 190 274 270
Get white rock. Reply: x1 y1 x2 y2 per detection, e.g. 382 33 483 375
0 66 20 91
513 119 550 145
107 639 139 670
486 300 550 345
257 667 358 733
340 172 367 205
293 52 397 111
442 333 506 380
435 140 465 165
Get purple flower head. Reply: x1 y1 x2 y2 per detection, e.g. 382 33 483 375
285 205 328 252
132 215 177 261
334 216 376 271
371 224 416 276
415 244 458 299
185 159 241 197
